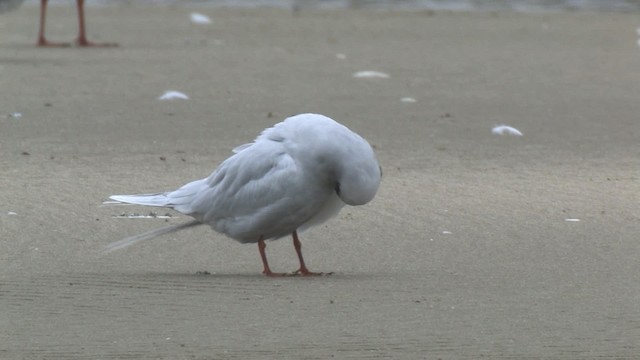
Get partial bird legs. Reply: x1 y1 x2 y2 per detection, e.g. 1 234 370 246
258 236 282 276
38 0 117 47
258 231 329 277
291 231 326 276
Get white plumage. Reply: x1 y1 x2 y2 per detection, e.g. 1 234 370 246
106 113 381 276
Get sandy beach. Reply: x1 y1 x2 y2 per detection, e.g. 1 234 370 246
1 4 639 359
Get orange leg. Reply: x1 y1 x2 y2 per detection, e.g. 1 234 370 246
292 231 329 276
258 236 287 277
258 233 331 277
74 0 117 47
37 0 116 47
38 0 70 47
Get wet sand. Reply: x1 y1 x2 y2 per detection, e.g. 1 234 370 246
1 4 639 359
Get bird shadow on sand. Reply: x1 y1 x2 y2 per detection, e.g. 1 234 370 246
138 270 378 282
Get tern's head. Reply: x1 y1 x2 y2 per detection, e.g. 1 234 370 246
280 113 382 206
333 136 381 206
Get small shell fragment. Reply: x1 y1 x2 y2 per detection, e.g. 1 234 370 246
158 91 189 101
564 218 581 222
352 71 390 79
400 97 416 103
492 125 523 136
190 13 212 25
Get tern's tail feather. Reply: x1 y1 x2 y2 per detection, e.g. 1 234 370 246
104 220 202 253
108 179 207 212
109 193 172 207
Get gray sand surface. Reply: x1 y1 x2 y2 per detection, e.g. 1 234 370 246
1 5 639 359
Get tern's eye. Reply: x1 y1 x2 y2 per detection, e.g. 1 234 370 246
335 182 341 196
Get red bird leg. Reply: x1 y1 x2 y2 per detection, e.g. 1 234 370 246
38 0 70 47
74 0 117 47
258 236 286 277
36 0 116 47
292 231 327 276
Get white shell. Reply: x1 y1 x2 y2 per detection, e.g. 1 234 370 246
492 125 523 136
352 71 390 79
158 91 189 101
190 13 212 25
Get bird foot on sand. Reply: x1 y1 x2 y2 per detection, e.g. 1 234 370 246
37 39 71 47
37 38 117 48
74 38 118 47
292 269 333 277
263 269 333 277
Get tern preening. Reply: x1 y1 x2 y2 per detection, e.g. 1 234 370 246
106 113 381 276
